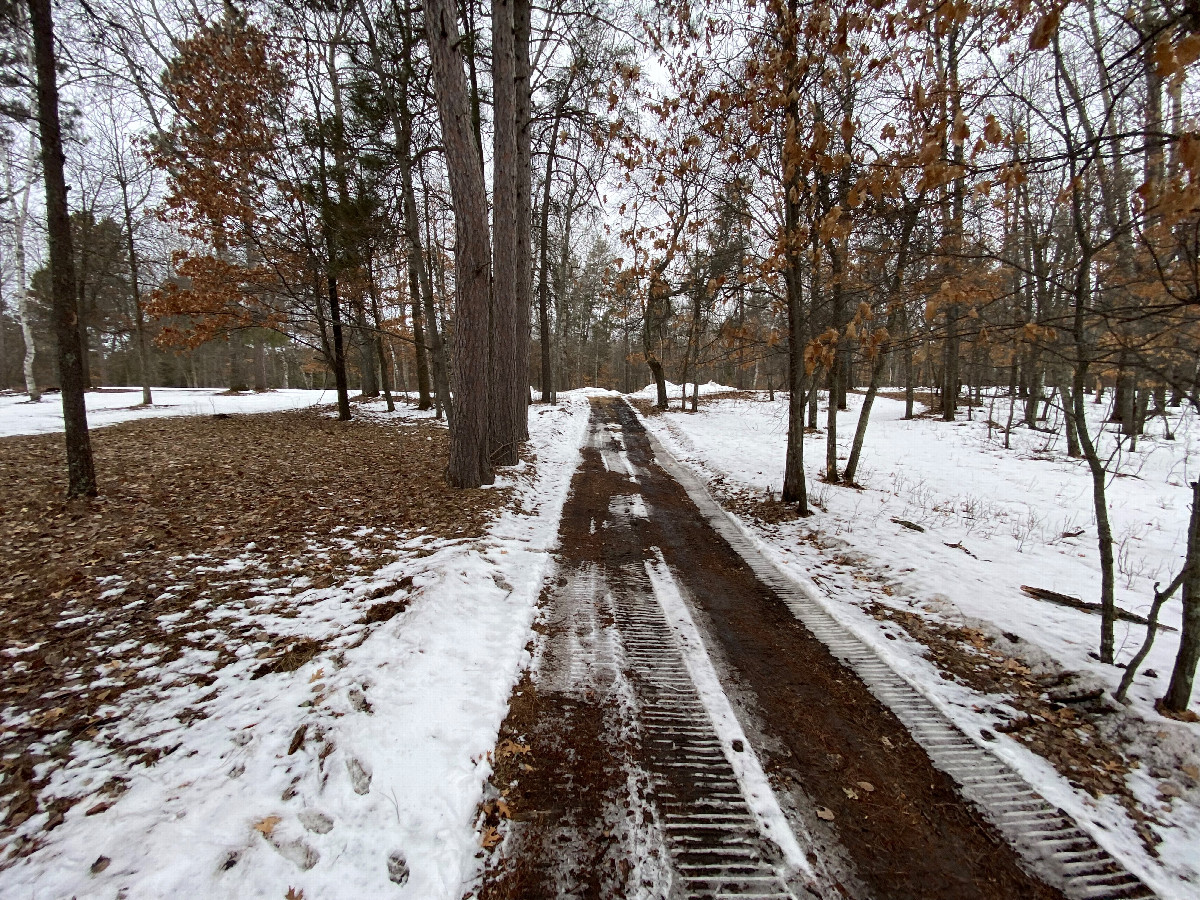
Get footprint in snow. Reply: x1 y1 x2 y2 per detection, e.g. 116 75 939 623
346 756 372 795
387 850 410 885
269 835 319 871
298 809 334 834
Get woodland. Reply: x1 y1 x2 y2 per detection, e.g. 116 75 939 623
0 0 1199 853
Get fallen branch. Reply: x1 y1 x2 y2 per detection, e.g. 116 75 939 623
1019 585 1177 633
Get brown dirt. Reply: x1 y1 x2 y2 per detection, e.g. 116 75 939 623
476 671 641 900
478 397 1064 900
0 407 504 860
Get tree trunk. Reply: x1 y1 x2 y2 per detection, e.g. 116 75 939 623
326 273 351 420
421 176 453 420
535 96 567 403
253 335 268 392
1024 361 1041 427
28 0 94 496
1164 482 1200 712
824 364 839 482
367 253 395 413
6 133 39 401
76 239 92 391
118 176 152 405
513 0 532 438
647 356 668 409
782 303 808 510
536 177 554 402
844 352 886 486
1134 386 1150 436
407 265 431 404
352 302 379 397
1074 364 1117 661
311 100 350 420
1060 378 1081 458
780 44 808 512
489 0 522 466
228 335 247 392
942 307 958 420
425 0 493 487
410 285 433 409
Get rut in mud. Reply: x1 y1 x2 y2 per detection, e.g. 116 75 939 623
476 397 1071 900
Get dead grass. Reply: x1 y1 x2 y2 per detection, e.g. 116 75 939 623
0 407 506 858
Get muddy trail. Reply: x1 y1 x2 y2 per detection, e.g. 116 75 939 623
475 397 1149 900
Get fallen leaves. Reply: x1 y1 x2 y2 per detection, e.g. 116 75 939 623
287 724 308 755
0 408 510 859
495 739 531 758
816 806 836 821
253 815 282 837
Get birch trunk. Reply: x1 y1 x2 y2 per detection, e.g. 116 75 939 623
6 136 39 401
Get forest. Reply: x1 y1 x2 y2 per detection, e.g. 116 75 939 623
6 0 1194 697
1 0 1200 895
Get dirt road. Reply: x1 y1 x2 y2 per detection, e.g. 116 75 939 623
476 398 1152 900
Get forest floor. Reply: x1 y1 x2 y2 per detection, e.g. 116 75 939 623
1 386 1198 899
636 384 1200 899
0 393 590 898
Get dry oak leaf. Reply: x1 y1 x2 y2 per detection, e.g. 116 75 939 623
495 739 530 757
1028 7 1060 51
481 825 503 849
253 815 282 837
286 889 305 900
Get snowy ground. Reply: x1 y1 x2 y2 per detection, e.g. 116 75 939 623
637 387 1200 899
0 388 335 438
0 394 591 900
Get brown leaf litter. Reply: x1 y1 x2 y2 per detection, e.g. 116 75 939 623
0 406 507 864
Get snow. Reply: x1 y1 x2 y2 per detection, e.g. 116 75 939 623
645 554 811 876
629 380 739 400
0 388 338 438
636 389 1200 897
0 395 592 900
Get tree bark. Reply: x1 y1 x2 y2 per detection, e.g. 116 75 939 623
489 0 521 466
1059 378 1081 458
1164 482 1200 712
420 173 453 421
425 0 493 486
253 334 268 392
326 272 351 420
367 259 396 413
844 353 886 486
28 0 95 496
117 175 152 405
513 0 532 436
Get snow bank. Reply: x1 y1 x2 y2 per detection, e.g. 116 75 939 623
0 388 335 438
0 398 591 899
628 380 740 400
